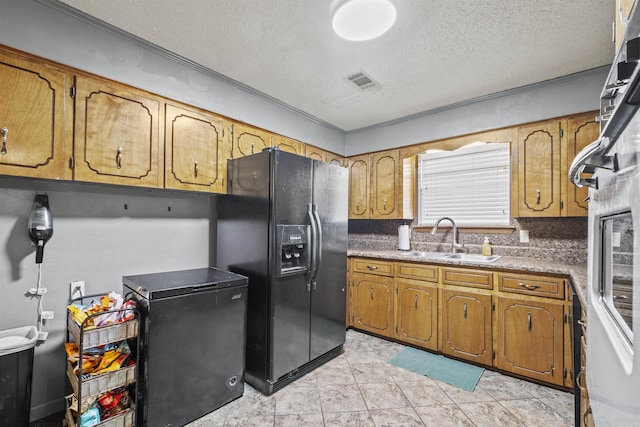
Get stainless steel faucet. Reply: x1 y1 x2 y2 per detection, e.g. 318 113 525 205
431 217 464 253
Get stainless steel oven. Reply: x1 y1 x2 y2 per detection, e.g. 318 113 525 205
570 5 640 424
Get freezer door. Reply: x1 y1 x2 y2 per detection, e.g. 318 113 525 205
310 160 348 360
270 151 314 380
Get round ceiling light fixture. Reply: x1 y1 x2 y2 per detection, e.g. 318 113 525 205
332 0 397 41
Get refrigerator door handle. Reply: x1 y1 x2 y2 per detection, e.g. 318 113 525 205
307 203 318 290
311 204 323 290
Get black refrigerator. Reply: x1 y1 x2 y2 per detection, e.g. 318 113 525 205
217 148 348 395
122 267 247 427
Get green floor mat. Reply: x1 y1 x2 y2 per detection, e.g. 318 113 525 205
389 347 484 392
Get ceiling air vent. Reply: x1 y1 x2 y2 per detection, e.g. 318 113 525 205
347 71 377 90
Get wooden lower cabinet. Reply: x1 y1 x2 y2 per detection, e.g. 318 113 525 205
351 272 394 338
496 296 565 386
394 279 438 350
348 257 574 389
441 288 493 365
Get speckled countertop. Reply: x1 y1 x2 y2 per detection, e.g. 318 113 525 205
348 249 588 306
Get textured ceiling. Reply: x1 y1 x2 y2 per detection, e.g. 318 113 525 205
56 0 614 131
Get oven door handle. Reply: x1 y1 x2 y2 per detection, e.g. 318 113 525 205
569 137 618 189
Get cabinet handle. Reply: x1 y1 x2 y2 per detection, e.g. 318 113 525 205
383 198 387 211
0 127 7 155
116 147 123 169
518 282 541 290
463 302 467 319
356 200 360 211
370 287 374 300
528 312 532 331
194 160 199 178
414 294 418 309
575 368 587 390
583 406 593 426
577 319 587 327
251 142 255 154
536 189 541 204
366 265 378 270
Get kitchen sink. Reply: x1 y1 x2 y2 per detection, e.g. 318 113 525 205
402 251 452 259
444 253 501 263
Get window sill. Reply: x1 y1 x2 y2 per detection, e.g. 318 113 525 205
413 225 517 234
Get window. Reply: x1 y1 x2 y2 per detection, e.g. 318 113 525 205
600 212 633 348
417 142 510 226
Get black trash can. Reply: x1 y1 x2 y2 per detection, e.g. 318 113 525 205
0 326 38 427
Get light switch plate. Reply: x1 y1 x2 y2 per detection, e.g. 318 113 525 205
612 232 621 247
520 230 530 243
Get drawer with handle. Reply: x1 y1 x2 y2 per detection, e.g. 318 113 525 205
352 258 394 276
497 272 565 299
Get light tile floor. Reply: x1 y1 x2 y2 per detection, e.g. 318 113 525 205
186 330 574 427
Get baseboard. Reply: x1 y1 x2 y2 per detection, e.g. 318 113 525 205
30 398 65 423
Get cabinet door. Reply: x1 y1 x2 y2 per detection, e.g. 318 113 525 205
351 272 394 338
73 76 162 188
370 150 398 219
441 289 493 365
305 145 328 162
496 296 564 386
348 155 370 219
395 280 437 350
231 122 271 158
0 47 71 180
563 113 599 217
516 121 561 217
327 154 347 168
272 134 304 155
164 103 229 193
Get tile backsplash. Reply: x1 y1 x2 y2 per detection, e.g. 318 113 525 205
349 217 588 264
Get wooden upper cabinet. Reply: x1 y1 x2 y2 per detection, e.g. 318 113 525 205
231 122 271 158
164 103 229 193
305 145 329 162
272 134 305 156
348 154 370 218
327 154 347 167
563 113 599 216
370 150 398 218
0 47 71 180
72 75 162 188
515 112 598 217
517 121 562 217
305 144 346 166
616 0 635 53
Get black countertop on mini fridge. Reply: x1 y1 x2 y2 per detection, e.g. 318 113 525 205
122 267 248 300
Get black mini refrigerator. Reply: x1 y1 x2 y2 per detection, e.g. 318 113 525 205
122 267 247 427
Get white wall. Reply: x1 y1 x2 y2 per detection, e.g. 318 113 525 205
345 67 608 156
0 177 211 420
0 0 345 154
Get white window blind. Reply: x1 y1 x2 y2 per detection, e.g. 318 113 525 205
418 142 510 226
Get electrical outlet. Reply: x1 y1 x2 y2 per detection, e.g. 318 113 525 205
41 311 54 320
520 230 530 243
70 280 85 300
